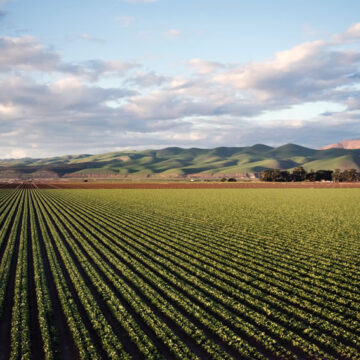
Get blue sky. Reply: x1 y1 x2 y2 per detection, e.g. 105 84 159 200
7 1 360 71
0 0 360 157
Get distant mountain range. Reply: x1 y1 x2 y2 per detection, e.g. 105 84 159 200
1 142 360 179
319 139 360 150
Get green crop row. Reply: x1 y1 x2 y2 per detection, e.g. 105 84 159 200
40 190 355 354
10 192 31 359
0 188 359 359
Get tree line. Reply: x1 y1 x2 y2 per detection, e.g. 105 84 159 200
259 167 360 182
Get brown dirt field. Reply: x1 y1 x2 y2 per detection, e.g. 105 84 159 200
2 181 360 189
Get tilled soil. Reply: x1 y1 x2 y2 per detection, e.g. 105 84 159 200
6 181 360 189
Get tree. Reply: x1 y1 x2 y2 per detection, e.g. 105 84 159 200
306 170 316 182
279 170 291 182
315 170 333 181
259 167 359 183
291 167 306 182
341 169 359 182
259 170 275 182
259 169 290 182
332 169 341 182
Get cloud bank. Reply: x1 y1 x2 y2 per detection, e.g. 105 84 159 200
0 23 360 157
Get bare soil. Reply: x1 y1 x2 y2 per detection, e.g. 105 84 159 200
9 181 360 189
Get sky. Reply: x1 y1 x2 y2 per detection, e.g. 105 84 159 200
0 0 360 158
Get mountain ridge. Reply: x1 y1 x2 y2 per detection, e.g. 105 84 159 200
1 143 360 179
319 139 360 150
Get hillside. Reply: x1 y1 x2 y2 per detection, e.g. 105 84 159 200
1 144 360 179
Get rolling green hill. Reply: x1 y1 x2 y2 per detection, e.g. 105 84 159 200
1 143 360 179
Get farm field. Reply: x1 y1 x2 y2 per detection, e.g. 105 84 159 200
3 181 360 189
0 188 359 359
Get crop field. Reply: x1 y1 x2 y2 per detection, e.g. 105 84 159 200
0 188 359 360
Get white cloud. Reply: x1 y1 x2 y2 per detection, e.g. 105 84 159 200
165 29 181 38
84 60 139 78
0 35 139 80
2 148 28 159
188 58 225 75
212 29 360 105
0 102 19 117
80 34 105 44
302 24 328 38
51 76 84 91
126 71 169 87
334 22 360 43
0 23 360 156
115 16 135 28
345 23 360 38
0 36 60 71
